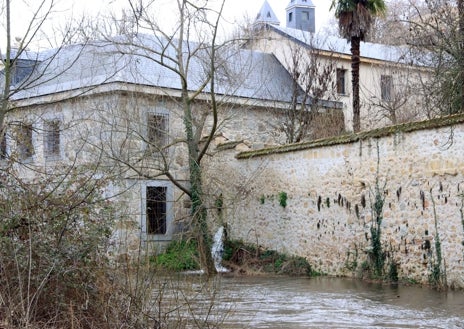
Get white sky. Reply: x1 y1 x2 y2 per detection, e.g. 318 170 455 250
6 0 334 48
70 0 333 29
89 0 334 31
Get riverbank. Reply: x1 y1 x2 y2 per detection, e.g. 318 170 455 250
222 239 315 276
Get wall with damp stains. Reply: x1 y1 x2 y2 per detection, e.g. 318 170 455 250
210 119 464 287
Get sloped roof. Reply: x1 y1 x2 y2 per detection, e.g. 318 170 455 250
10 34 299 105
255 0 280 26
267 24 421 65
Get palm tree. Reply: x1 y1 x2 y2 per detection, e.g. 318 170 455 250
331 0 386 132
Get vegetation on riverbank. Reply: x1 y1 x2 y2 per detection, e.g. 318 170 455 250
222 240 315 276
151 239 316 276
151 240 200 271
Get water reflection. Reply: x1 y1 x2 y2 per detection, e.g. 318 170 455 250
212 276 464 329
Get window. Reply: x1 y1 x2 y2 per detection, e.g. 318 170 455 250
0 130 7 160
147 113 169 155
44 120 60 159
288 12 293 22
336 69 346 95
381 75 393 101
17 123 33 161
302 11 309 21
11 60 35 86
146 186 167 235
142 181 173 239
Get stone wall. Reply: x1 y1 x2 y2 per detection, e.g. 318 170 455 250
210 115 464 287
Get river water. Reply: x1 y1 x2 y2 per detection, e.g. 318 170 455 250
172 275 464 329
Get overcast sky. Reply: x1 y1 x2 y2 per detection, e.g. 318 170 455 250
6 0 334 49
62 0 334 32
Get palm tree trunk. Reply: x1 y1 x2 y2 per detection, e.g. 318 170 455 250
351 36 361 133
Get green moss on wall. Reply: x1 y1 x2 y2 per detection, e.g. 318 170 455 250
236 113 464 159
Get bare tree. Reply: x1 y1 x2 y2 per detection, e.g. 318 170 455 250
278 37 344 143
364 64 426 125
369 0 413 45
404 0 464 115
0 2 151 327
89 0 241 275
0 1 79 131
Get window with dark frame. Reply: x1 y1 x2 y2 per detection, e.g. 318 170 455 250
147 113 168 155
146 186 167 235
44 120 60 159
381 75 393 101
288 12 293 22
17 123 33 161
336 68 346 95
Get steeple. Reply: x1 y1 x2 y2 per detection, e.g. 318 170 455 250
285 0 315 32
255 0 280 26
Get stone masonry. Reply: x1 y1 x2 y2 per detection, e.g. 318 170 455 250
210 116 464 287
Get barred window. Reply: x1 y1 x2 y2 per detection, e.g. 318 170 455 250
147 113 169 154
44 120 60 159
337 69 346 95
17 123 33 161
146 186 167 235
381 75 393 101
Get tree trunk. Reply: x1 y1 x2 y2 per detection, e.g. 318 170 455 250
1 0 11 133
182 95 216 276
189 159 216 276
351 36 361 133
458 0 464 112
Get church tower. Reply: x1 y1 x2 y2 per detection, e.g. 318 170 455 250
255 0 280 26
285 0 315 33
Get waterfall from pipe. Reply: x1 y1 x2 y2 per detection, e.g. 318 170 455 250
212 226 229 273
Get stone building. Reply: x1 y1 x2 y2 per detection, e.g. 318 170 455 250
1 1 440 272
2 33 341 252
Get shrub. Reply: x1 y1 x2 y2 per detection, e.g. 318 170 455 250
0 167 119 328
152 239 200 271
223 239 313 276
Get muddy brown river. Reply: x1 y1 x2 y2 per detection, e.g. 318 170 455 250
168 275 464 328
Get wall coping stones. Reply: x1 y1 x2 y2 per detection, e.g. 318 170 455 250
236 113 464 159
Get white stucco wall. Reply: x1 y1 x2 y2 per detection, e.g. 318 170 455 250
248 28 429 132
